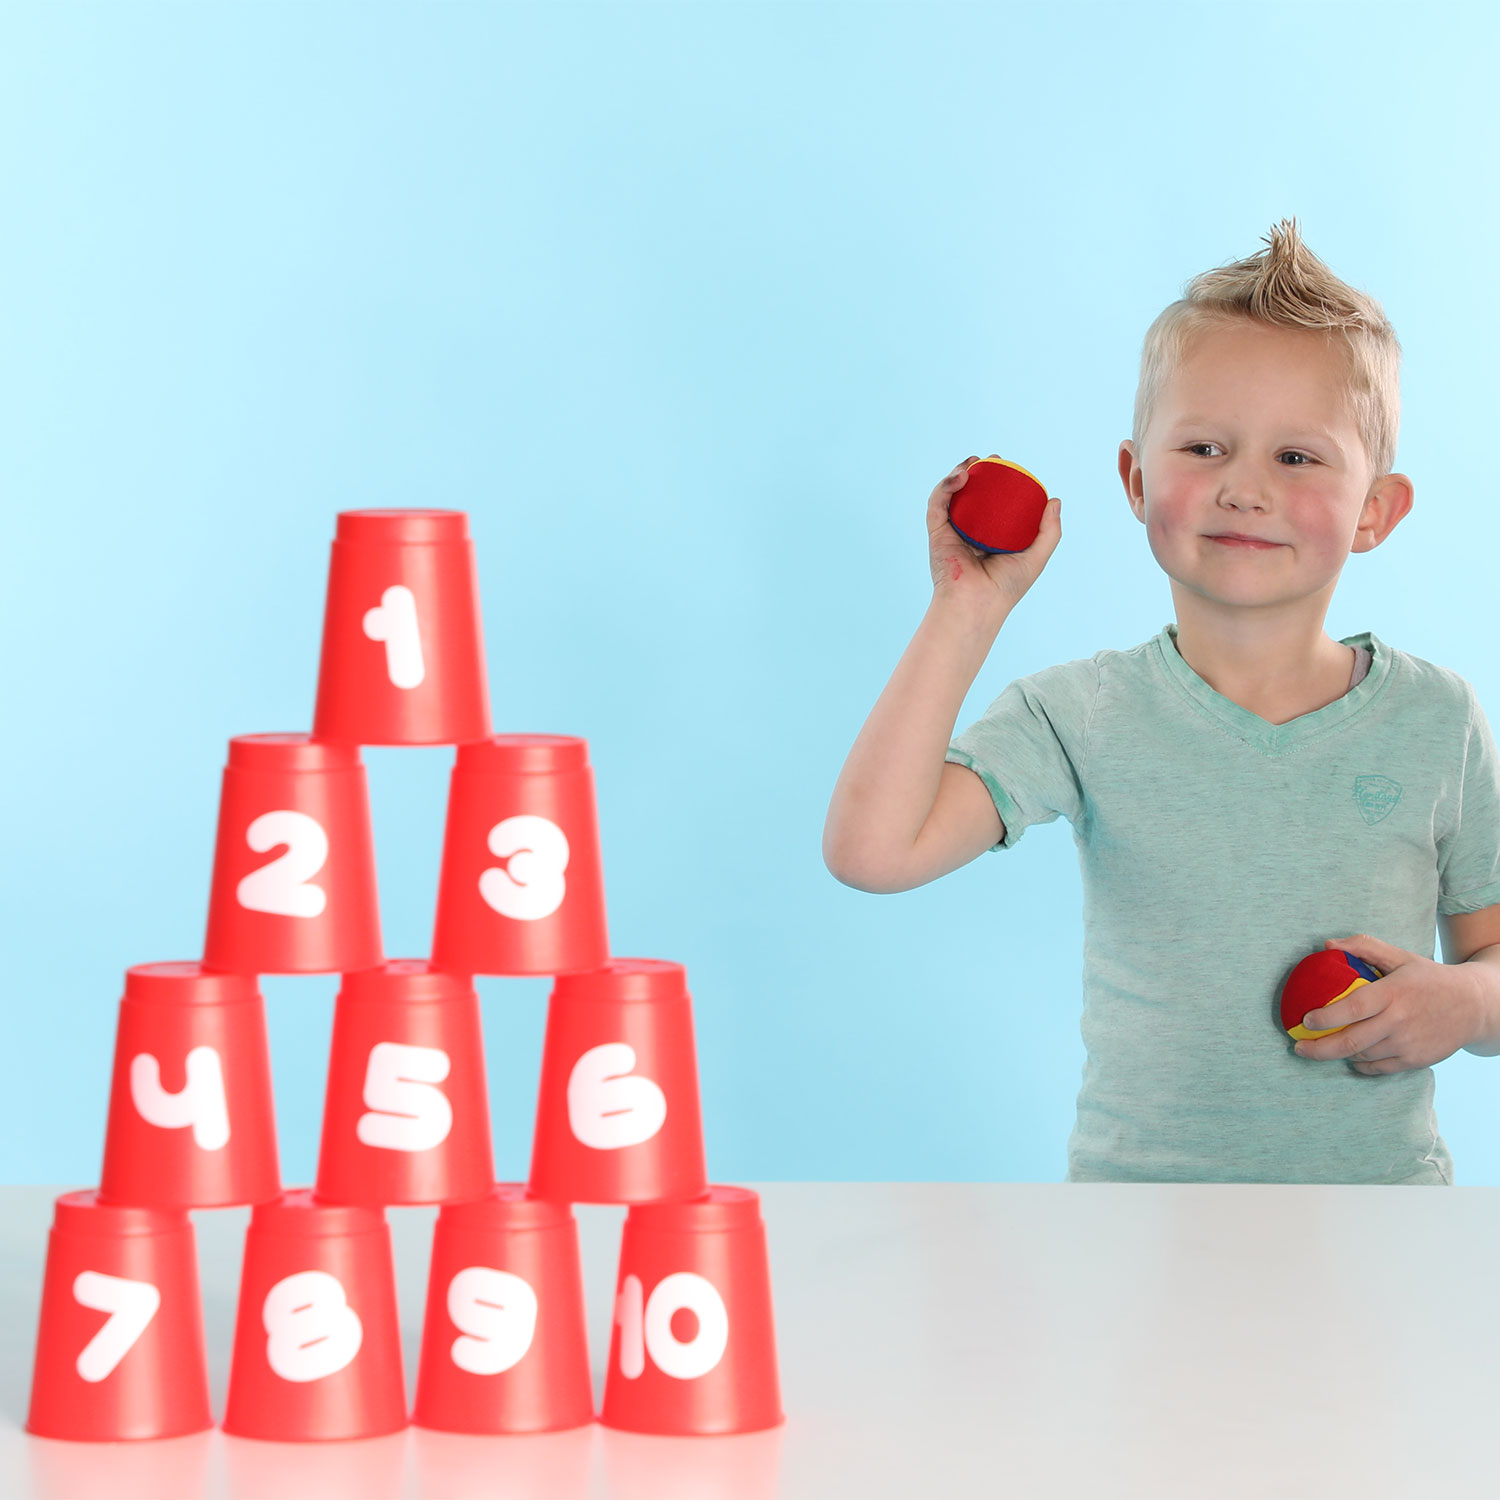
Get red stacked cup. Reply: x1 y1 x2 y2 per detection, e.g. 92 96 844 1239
413 1185 593 1434
315 961 494 1206
313 509 491 746
100 963 280 1209
203 734 383 975
529 959 707 1205
430 735 609 976
27 1192 212 1441
223 1189 407 1441
601 1186 783 1436
31 496 795 1449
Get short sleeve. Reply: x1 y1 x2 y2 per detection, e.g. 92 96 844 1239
1436 690 1500 915
944 655 1099 853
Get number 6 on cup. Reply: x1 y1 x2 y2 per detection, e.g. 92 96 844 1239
528 960 707 1205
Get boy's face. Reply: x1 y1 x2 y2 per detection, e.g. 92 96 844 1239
1118 320 1412 622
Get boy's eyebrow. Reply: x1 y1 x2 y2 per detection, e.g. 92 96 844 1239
1167 414 1346 450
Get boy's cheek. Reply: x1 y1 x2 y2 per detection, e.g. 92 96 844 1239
1139 480 1206 535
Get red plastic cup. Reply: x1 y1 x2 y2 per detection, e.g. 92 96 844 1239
429 735 609 977
601 1186 783 1436
312 509 491 746
412 1185 593 1434
99 963 280 1209
27 1192 212 1441
528 960 707 1205
202 734 383 975
222 1189 407 1441
315 961 495 1206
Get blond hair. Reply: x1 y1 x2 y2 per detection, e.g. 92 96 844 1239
1132 217 1401 479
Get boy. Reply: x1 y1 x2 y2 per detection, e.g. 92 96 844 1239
823 218 1500 1184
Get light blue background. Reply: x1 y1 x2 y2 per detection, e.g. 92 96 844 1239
6 0 1500 1185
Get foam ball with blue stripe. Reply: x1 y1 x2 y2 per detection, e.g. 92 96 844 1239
1280 949 1384 1041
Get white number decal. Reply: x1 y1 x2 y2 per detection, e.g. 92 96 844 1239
356 1042 453 1152
72 1271 161 1382
615 1271 728 1381
130 1045 230 1151
478 814 568 922
567 1043 667 1150
236 810 329 918
614 1272 645 1380
645 1272 729 1379
447 1266 539 1375
263 1270 362 1382
362 584 425 690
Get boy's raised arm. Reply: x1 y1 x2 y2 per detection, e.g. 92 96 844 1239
822 455 1062 894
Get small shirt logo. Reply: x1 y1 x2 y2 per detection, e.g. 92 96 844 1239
1354 775 1402 825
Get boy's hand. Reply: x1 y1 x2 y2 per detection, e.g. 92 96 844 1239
928 455 1062 625
1292 934 1485 1074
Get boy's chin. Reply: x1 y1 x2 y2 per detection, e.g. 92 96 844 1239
1166 573 1311 609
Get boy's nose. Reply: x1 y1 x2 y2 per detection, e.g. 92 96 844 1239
1214 485 1273 514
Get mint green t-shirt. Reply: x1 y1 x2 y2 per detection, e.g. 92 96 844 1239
945 623 1500 1185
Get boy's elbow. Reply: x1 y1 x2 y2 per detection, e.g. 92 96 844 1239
822 842 913 895
822 841 868 890
823 810 920 893
823 822 869 888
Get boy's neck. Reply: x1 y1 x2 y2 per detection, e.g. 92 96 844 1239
1169 604 1359 727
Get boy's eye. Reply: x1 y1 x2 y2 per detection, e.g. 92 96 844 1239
1185 443 1313 466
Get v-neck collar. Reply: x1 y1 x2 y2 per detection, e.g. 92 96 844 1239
1154 622 1391 755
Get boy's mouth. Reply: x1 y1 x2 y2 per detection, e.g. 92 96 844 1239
1206 533 1284 549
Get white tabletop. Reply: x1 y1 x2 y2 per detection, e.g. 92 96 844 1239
2 1181 1495 1498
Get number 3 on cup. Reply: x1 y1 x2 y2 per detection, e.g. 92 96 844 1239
479 814 569 922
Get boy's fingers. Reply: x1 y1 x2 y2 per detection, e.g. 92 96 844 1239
1029 498 1062 546
1326 1014 1390 1058
1346 1037 1401 1062
1328 982 1382 1029
1353 1057 1403 1074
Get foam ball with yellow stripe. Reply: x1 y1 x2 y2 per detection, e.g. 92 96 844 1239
948 456 1050 554
1280 949 1385 1042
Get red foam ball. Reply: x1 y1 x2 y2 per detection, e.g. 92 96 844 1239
1279 949 1382 1040
948 458 1049 553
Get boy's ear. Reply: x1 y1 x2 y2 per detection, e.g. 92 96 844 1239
1352 472 1414 553
1118 441 1145 521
